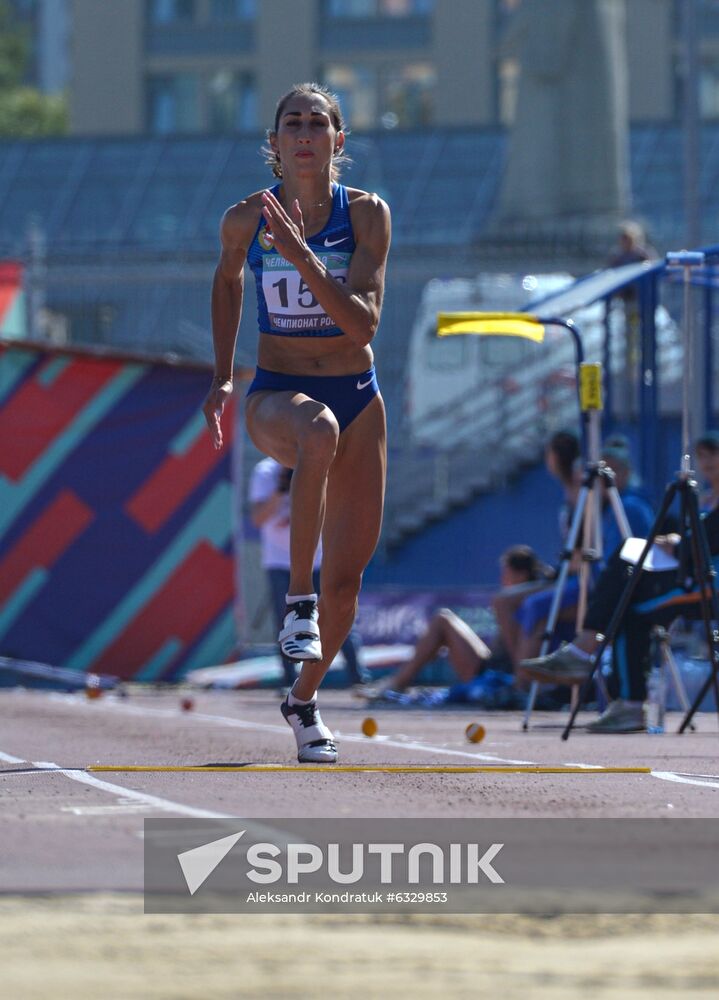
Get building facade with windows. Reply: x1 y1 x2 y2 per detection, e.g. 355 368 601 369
67 0 706 138
9 0 71 94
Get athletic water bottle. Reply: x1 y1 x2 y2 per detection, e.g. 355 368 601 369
646 663 666 734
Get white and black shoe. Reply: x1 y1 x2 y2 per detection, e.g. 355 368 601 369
279 598 322 662
281 696 338 764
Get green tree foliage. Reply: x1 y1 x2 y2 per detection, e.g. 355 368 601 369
0 0 67 136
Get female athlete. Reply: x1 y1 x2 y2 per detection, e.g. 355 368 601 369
202 83 391 764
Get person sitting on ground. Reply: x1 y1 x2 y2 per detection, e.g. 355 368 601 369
363 546 551 701
520 435 719 733
512 433 655 670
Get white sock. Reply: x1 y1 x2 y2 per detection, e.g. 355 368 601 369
289 685 317 706
566 642 593 661
285 593 318 605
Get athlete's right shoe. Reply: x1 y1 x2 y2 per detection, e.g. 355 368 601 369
281 696 338 763
279 598 322 662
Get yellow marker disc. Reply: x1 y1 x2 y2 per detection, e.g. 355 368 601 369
361 717 378 737
465 722 486 743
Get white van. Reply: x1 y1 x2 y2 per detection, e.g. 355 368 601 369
404 265 680 448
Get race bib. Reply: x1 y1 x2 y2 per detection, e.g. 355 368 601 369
261 252 350 333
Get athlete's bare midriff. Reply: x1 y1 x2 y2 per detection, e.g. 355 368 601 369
257 331 374 376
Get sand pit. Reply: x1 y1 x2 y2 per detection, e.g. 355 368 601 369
3 896 719 998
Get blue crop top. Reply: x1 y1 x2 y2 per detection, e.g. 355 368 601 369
246 182 356 337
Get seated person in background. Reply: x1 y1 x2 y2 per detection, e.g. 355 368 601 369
546 429 583 538
493 431 582 673
513 434 655 669
696 431 719 512
490 545 556 672
600 435 656 557
520 435 719 733
363 546 549 700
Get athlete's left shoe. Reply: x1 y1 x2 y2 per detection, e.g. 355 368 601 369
281 696 338 763
279 598 322 662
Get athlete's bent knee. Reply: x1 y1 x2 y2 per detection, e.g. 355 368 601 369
298 410 339 464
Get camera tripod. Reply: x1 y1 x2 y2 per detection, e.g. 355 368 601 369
561 251 719 741
523 364 632 728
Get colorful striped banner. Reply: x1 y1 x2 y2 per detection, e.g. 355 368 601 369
0 341 237 681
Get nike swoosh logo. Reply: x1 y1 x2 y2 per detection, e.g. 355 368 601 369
324 236 346 247
356 376 374 390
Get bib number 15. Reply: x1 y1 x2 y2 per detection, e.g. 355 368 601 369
272 276 317 309
266 271 347 314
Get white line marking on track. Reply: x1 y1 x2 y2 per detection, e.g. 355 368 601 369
673 772 719 780
0 750 26 764
61 803 151 816
651 770 719 791
30 760 232 819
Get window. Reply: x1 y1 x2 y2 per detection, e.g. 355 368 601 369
326 0 433 17
324 64 378 130
383 63 435 127
210 0 256 18
497 57 520 125
147 74 201 133
700 59 719 118
208 71 257 132
494 0 522 125
148 0 196 24
324 62 435 128
327 0 373 15
381 0 434 14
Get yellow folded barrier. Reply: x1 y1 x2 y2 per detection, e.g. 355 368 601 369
436 312 545 342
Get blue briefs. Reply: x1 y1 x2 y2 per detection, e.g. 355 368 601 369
246 365 380 433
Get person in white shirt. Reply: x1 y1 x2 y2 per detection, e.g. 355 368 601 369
249 456 367 692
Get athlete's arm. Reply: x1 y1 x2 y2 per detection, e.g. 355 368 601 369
260 189 391 347
203 201 254 449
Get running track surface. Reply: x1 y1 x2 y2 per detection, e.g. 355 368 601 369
2 688 719 892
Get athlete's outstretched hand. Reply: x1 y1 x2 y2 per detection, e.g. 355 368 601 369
261 190 308 265
202 377 233 450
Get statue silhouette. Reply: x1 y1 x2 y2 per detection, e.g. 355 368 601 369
494 0 629 232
